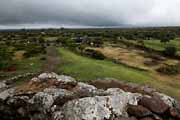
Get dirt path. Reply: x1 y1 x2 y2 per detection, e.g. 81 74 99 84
42 46 60 72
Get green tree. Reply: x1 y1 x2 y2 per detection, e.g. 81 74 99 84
163 46 177 56
160 32 175 44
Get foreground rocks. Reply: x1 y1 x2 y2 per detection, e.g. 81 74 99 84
0 72 179 120
138 97 169 114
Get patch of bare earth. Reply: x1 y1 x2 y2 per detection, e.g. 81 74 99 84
92 47 179 72
42 46 60 72
13 51 26 61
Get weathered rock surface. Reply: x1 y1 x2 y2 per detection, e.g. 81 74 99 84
169 101 180 119
0 99 21 120
0 81 7 89
61 93 141 120
0 72 179 120
0 87 16 100
127 105 152 118
153 92 176 107
138 96 169 114
140 117 155 120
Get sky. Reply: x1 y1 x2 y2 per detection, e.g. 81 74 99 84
0 0 180 28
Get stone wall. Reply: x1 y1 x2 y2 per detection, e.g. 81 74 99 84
0 72 179 120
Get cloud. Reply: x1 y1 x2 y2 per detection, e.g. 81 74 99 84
0 0 180 28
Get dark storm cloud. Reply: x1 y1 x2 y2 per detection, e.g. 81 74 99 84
0 0 180 28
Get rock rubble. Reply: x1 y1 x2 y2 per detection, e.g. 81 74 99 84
0 72 179 120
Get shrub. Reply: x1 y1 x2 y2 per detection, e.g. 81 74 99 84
83 49 105 60
157 64 180 75
24 44 46 58
163 46 177 57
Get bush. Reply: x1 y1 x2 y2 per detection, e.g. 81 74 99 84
163 46 177 57
157 64 180 75
23 44 46 58
83 49 105 60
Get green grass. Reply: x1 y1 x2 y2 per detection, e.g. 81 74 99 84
57 48 153 83
57 48 180 100
15 56 43 73
0 56 43 81
144 40 165 51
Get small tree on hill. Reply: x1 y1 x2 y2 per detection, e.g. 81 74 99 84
163 46 177 57
160 32 175 44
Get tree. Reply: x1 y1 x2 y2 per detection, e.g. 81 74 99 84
163 46 177 56
38 37 45 44
160 32 175 44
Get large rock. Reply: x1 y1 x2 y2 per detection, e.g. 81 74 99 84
127 105 152 118
16 73 78 95
61 95 128 120
72 82 100 97
169 101 180 118
0 81 7 90
27 88 75 120
153 92 176 107
0 88 16 100
61 92 142 120
106 88 142 105
175 101 180 112
38 73 51 80
51 105 64 120
6 96 31 119
138 96 169 114
30 91 54 110
169 108 180 118
0 99 20 120
89 78 126 90
56 75 77 90
57 75 76 83
140 117 155 120
114 116 137 120
29 88 74 109
38 72 58 81
75 82 97 92
106 88 125 95
140 86 156 94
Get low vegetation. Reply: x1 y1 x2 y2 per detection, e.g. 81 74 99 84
157 63 180 75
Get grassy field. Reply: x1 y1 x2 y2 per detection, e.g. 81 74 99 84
57 48 180 100
15 56 43 73
0 56 43 81
57 48 152 83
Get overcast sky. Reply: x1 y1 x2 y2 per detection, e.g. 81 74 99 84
0 0 180 28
